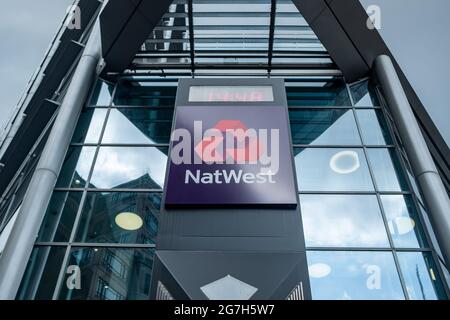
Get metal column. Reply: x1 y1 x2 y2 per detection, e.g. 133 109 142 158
374 55 450 269
0 22 102 299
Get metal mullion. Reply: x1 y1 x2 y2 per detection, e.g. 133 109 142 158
377 86 439 252
51 83 117 300
87 105 110 108
110 105 175 109
83 188 163 193
132 63 337 70
376 85 450 297
70 143 97 147
51 190 87 300
97 143 170 148
292 144 395 149
347 83 410 300
287 105 356 109
53 188 84 192
34 242 69 247
187 0 195 76
267 0 277 76
298 191 409 196
68 243 156 249
306 247 433 252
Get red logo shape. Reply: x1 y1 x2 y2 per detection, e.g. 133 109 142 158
195 120 265 163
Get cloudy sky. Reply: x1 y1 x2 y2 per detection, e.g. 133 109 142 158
359 0 450 144
0 0 72 131
0 0 449 144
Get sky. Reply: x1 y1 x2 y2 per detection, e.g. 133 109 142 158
359 0 450 144
0 0 449 144
0 0 73 132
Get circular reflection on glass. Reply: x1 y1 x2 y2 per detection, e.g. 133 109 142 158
329 150 360 174
388 217 415 235
308 263 331 278
115 212 143 231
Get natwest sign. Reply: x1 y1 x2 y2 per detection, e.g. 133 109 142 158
165 106 297 207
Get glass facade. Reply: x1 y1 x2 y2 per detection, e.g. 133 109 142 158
15 77 448 300
1 0 447 301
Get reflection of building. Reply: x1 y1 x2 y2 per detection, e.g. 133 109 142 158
59 247 155 300
1 0 450 300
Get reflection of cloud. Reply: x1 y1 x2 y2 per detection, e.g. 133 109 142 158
76 147 96 181
380 195 419 247
381 195 408 217
84 109 107 143
295 148 374 192
301 195 389 247
90 147 167 188
312 110 360 145
102 109 155 144
307 251 405 300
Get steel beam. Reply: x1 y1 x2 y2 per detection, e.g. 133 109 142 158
0 22 102 299
374 55 450 269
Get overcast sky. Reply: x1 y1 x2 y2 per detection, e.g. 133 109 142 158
360 0 450 144
0 0 72 131
0 0 449 144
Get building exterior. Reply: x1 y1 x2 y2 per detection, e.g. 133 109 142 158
0 0 450 300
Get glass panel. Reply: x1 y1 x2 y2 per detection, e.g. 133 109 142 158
350 80 380 107
75 192 160 244
38 192 83 242
294 148 374 191
0 209 18 256
114 82 177 107
402 154 424 204
58 247 155 300
418 203 443 258
55 147 96 188
397 252 447 300
286 81 351 106
300 195 389 248
356 109 393 145
381 195 428 248
102 108 174 144
90 81 114 106
17 246 66 300
307 251 405 300
90 147 168 189
289 109 361 145
367 148 409 192
71 108 107 144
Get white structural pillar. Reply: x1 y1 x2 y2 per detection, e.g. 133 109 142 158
374 55 450 269
0 22 102 299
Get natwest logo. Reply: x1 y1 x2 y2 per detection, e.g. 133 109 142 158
194 120 265 163
171 118 279 186
165 106 297 207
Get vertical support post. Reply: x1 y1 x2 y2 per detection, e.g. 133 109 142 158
0 22 102 299
374 55 450 269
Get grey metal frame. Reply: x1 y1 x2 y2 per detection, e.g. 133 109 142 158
374 55 450 274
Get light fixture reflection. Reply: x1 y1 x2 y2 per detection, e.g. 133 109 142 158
309 263 331 278
329 150 360 174
115 212 143 231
